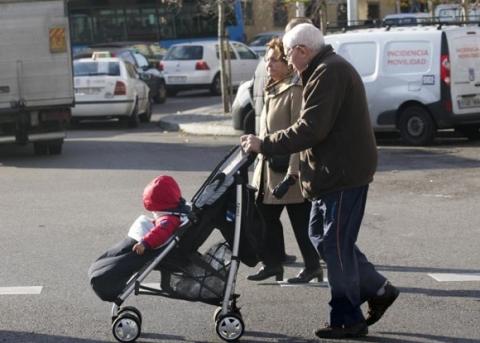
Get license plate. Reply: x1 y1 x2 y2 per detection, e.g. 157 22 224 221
168 76 187 83
75 87 102 95
458 95 480 109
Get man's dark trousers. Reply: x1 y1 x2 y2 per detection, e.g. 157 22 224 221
308 185 386 327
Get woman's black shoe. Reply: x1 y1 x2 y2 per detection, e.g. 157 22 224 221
247 265 284 281
287 267 323 283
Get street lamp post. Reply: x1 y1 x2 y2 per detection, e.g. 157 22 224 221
347 0 358 26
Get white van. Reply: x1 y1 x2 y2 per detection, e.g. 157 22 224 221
324 25 480 145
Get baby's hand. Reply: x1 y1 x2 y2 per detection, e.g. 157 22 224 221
132 242 145 255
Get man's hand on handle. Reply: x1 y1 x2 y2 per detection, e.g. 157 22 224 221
240 134 262 153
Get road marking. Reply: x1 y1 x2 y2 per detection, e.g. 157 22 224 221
428 273 480 282
0 286 42 295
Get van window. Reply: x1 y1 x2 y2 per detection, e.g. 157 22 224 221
337 42 377 76
383 41 432 74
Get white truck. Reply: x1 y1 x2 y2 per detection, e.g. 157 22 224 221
0 0 73 154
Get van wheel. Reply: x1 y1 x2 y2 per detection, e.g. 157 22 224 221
398 106 435 146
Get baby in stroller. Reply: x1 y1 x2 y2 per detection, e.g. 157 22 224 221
132 175 183 255
88 174 187 302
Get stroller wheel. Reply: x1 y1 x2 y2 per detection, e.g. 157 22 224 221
119 306 142 325
215 313 244 342
112 313 141 342
214 307 242 322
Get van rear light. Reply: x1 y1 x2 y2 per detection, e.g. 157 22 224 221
195 60 210 70
440 54 451 85
158 61 164 71
114 81 126 95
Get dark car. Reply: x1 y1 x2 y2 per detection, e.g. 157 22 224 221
87 44 167 104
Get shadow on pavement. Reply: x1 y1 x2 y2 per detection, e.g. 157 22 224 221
398 286 480 299
377 332 480 343
376 264 480 274
0 140 236 172
0 331 109 342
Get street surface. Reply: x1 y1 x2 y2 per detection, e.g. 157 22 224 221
1 92 479 342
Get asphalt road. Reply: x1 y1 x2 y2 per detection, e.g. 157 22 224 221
0 97 479 343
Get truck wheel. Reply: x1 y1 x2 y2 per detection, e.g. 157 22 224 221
455 126 480 141
33 142 48 155
48 140 63 155
154 80 167 104
398 106 435 146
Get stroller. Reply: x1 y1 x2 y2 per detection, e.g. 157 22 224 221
88 146 264 342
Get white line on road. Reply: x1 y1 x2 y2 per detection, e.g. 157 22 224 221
428 273 480 282
0 286 43 295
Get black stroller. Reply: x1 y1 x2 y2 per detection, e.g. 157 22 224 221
88 146 264 342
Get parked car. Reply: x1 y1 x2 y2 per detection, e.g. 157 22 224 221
232 79 255 134
248 31 283 56
90 41 166 66
160 40 259 96
86 45 167 104
324 24 480 145
72 57 152 127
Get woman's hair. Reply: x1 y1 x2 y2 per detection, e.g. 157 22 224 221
266 37 287 64
283 23 324 54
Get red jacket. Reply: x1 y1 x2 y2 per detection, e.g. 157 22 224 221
141 215 181 249
141 175 183 249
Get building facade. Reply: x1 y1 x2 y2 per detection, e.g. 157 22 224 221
241 0 471 41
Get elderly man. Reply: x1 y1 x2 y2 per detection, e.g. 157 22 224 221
240 23 399 339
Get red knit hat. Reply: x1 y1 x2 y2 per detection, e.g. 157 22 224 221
143 175 182 211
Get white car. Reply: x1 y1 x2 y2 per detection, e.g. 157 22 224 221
160 40 259 96
72 57 151 127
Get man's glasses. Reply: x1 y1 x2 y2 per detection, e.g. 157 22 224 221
286 44 304 58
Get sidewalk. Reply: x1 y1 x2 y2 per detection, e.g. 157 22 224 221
156 103 244 136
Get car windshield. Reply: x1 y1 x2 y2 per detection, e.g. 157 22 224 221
74 61 121 76
164 46 203 60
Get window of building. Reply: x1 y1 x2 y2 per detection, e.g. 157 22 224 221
241 0 254 26
273 0 288 27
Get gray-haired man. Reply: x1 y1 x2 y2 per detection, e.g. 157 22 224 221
241 23 399 339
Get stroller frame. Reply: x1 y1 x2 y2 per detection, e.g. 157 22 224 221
109 147 253 343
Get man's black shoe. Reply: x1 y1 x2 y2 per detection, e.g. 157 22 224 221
315 321 368 339
365 281 400 326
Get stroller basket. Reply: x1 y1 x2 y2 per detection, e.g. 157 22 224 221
154 242 232 305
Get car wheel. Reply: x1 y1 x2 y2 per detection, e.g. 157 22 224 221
166 89 178 97
210 73 222 96
126 100 139 128
140 97 152 123
398 105 436 146
243 108 255 134
154 80 167 104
